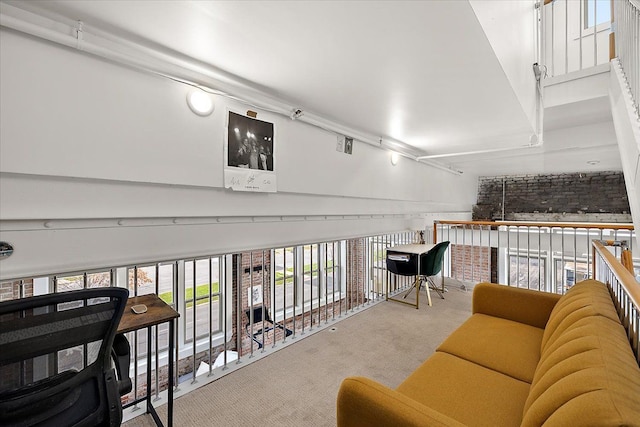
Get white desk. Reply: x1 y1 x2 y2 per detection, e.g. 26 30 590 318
386 243 435 309
388 243 435 255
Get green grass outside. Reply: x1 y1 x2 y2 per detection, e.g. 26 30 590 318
273 262 335 286
158 261 338 303
159 282 220 307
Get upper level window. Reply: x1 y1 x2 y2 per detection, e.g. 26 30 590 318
585 0 611 29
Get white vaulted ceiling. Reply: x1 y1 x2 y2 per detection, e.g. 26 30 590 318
1 0 619 176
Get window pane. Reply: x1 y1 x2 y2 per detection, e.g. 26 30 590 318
55 275 84 292
158 263 175 305
128 266 156 295
303 245 319 304
185 258 222 342
509 255 545 290
586 0 610 28
87 272 111 288
555 260 588 294
325 242 339 294
274 248 295 312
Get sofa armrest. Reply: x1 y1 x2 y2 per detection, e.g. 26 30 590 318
472 283 561 329
337 377 465 427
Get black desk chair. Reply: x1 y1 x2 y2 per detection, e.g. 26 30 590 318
244 305 292 349
0 287 131 427
387 241 449 305
418 241 450 299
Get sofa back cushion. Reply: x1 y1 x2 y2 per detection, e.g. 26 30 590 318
540 280 620 352
521 280 640 426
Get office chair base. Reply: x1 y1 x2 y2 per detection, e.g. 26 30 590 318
402 277 433 307
427 278 446 300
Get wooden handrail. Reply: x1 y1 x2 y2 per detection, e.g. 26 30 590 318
593 240 640 310
622 249 635 274
435 220 635 230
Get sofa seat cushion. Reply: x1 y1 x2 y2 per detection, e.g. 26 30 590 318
436 313 544 383
397 352 530 427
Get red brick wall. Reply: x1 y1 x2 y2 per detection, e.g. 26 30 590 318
0 279 33 302
450 244 497 283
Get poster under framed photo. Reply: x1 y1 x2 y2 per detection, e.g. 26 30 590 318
224 110 277 192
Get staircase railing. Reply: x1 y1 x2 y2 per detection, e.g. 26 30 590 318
613 0 640 115
593 239 640 363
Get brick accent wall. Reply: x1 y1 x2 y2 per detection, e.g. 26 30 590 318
450 244 497 283
346 238 367 310
0 279 33 302
474 171 631 222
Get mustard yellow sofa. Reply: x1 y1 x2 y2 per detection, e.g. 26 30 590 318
337 280 640 426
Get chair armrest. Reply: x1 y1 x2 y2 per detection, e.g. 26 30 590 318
337 377 465 427
111 334 132 395
472 283 561 329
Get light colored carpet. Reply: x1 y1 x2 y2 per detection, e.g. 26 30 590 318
124 281 473 426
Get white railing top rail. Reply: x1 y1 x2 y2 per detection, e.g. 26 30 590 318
434 219 634 230
593 239 640 306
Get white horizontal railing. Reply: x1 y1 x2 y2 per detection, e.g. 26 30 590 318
433 220 637 294
0 230 419 422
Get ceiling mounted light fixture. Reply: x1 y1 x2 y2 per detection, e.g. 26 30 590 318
586 160 600 166
187 89 214 116
390 152 399 166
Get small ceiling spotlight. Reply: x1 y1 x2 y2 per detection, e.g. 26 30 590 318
186 89 214 117
290 108 304 120
390 152 399 166
586 160 600 166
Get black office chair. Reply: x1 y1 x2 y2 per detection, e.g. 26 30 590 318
244 305 292 349
0 287 131 427
419 241 450 298
402 241 450 303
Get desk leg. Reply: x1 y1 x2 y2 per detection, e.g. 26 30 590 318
415 275 419 309
147 327 152 415
386 271 389 301
168 320 174 427
146 327 164 427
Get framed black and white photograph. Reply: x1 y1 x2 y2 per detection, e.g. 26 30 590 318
250 285 263 305
224 111 277 192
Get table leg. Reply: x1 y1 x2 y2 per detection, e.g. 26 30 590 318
386 270 389 302
168 320 174 427
147 327 152 415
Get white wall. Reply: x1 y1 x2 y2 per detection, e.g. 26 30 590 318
470 0 538 131
0 30 476 279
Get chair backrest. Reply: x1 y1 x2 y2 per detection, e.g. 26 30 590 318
420 241 450 277
0 287 129 427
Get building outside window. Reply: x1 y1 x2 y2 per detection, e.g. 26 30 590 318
554 259 589 294
508 254 546 291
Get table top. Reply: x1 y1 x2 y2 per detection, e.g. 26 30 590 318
118 294 179 334
386 243 435 255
